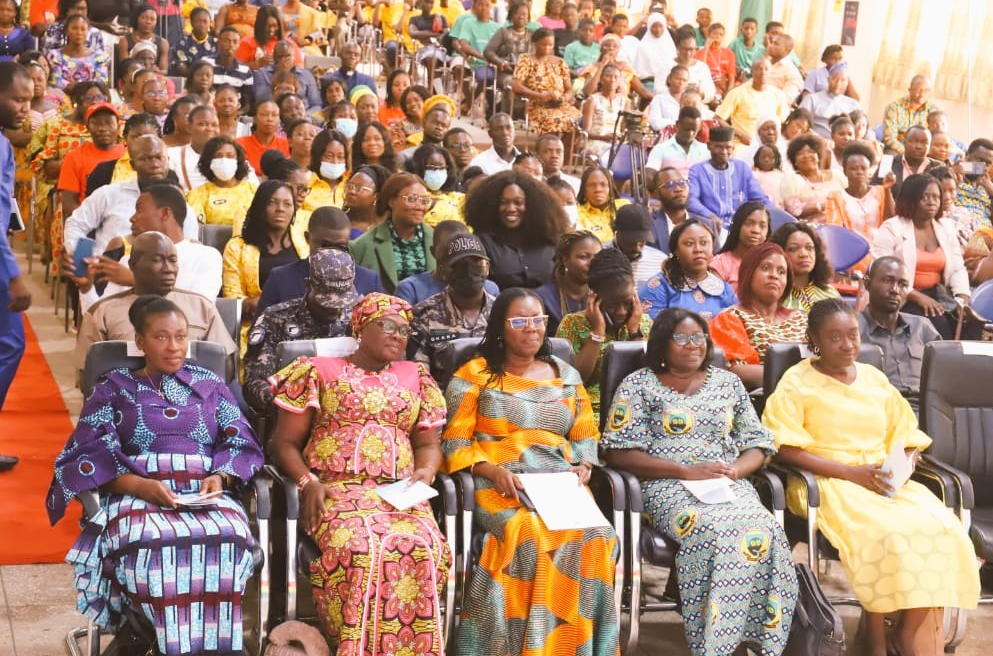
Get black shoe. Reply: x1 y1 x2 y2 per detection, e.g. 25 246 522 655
0 455 18 472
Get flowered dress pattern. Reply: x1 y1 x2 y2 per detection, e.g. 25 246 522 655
709 306 808 366
442 356 620 656
270 356 451 656
513 54 582 134
46 365 265 656
601 367 797 656
48 48 111 89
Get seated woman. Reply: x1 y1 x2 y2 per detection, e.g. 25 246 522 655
388 85 429 150
780 133 846 222
410 143 465 227
581 64 631 157
465 169 567 289
161 95 200 148
711 201 771 290
304 128 349 211
236 6 303 70
710 242 808 389
344 164 391 235
442 287 619 656
352 121 400 173
647 65 689 132
780 107 813 141
188 135 258 229
49 15 111 89
485 1 534 114
631 13 677 90
576 165 629 244
535 230 602 335
742 115 789 177
824 142 895 247
764 298 980 656
512 28 581 150
214 0 259 40
871 173 975 339
602 307 797 656
752 145 785 207
185 60 216 106
640 218 737 321
557 248 651 422
350 84 380 126
770 222 839 312
312 77 347 128
377 69 411 135
271 292 451 656
236 100 289 175
582 33 652 104
116 4 169 73
47 296 264 656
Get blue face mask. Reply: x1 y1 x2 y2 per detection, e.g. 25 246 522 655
422 168 448 191
335 118 358 139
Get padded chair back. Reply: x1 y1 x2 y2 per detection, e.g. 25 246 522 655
81 340 229 396
920 341 993 506
814 224 869 273
608 144 635 182
276 337 359 369
199 224 233 256
969 279 993 321
433 336 575 391
215 298 241 344
763 341 883 397
767 207 797 233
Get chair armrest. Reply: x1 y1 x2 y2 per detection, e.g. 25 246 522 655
750 467 786 512
613 468 644 513
589 466 627 514
265 464 300 519
431 472 457 517
77 490 100 518
451 469 475 513
767 461 820 507
246 473 272 520
920 454 975 510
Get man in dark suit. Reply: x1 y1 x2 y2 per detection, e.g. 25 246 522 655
873 125 942 196
257 207 384 314
648 166 714 254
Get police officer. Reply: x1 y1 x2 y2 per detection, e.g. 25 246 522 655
243 248 360 412
409 233 495 386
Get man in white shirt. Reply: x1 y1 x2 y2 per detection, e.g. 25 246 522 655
535 133 580 193
609 204 667 286
76 184 223 311
646 106 709 175
62 135 198 276
167 105 220 192
799 64 861 138
468 112 520 174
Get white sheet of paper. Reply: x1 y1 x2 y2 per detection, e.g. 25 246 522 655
516 472 611 531
680 477 737 504
314 337 359 357
960 342 993 357
877 154 895 178
879 440 915 497
376 479 439 511
174 490 223 506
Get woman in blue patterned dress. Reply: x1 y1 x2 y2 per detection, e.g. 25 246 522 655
601 307 797 656
48 15 110 89
47 296 265 656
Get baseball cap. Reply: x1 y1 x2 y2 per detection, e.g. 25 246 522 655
85 102 120 123
308 248 360 309
446 233 489 266
614 204 654 243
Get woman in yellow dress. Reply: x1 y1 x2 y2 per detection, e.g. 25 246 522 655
409 143 464 227
187 135 258 229
763 298 980 656
576 165 628 244
303 128 348 212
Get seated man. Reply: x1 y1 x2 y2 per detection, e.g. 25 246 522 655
687 126 770 229
409 233 495 384
75 184 223 312
798 63 860 138
207 27 255 106
608 204 667 286
764 33 802 101
926 110 966 160
468 113 520 175
536 133 580 193
649 167 712 252
872 125 942 192
85 113 162 195
253 40 322 110
243 248 359 412
75 232 237 377
714 57 789 151
647 106 709 176
856 256 940 411
882 74 937 154
394 220 499 306
320 40 376 95
57 102 125 220
954 138 993 228
257 207 384 314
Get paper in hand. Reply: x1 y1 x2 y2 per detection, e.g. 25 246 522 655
879 440 916 497
174 490 223 506
376 478 439 511
516 472 611 531
680 477 737 504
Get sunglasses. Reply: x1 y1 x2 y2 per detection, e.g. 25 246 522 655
506 315 548 330
374 319 410 337
672 332 706 346
661 179 688 190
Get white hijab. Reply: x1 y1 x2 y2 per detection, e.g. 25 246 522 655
632 14 676 82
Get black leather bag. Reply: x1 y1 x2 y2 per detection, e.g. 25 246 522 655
783 563 845 656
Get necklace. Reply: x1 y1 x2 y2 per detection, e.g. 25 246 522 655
140 367 166 399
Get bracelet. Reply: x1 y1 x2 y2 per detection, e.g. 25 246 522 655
589 333 606 343
296 472 319 492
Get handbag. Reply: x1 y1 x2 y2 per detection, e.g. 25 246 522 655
782 563 845 656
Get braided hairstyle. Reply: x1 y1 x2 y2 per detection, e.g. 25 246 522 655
806 297 857 351
552 230 600 282
587 247 633 296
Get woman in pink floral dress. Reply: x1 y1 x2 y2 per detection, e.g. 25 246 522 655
270 293 451 656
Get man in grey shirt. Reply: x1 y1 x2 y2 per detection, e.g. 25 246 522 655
857 256 941 410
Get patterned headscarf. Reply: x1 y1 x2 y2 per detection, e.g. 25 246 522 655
350 293 413 335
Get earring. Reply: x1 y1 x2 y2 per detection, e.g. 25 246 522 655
810 344 820 355
659 359 667 370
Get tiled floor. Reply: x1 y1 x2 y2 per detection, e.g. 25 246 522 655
4 246 992 656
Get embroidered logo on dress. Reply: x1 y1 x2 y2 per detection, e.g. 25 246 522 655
608 402 631 431
741 529 770 563
674 508 697 538
662 409 693 435
763 597 782 630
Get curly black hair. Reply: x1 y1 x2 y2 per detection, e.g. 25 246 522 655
410 143 458 193
197 135 251 183
464 170 566 246
786 132 825 169
646 308 713 373
770 221 834 289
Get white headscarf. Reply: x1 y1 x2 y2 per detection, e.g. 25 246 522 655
632 14 676 82
741 114 790 170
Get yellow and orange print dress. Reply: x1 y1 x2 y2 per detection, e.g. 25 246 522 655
442 355 620 656
271 356 451 656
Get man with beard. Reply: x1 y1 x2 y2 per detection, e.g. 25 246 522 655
648 167 715 253
409 233 495 384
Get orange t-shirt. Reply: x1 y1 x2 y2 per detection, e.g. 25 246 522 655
914 247 945 290
29 0 58 28
237 133 290 175
235 36 304 68
57 142 127 200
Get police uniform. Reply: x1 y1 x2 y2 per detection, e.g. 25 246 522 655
409 289 495 384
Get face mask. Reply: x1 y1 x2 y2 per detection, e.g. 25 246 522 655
335 118 358 139
320 161 347 181
563 204 579 227
449 261 488 294
210 157 238 182
423 168 448 191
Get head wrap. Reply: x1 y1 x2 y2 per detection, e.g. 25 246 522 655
421 94 456 121
349 85 377 106
129 40 157 58
350 292 413 335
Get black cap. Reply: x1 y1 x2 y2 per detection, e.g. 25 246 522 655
614 204 654 243
446 233 489 265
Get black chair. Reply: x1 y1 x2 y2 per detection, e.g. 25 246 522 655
432 336 576 390
80 340 231 396
216 297 242 347
200 224 233 255
596 341 782 654
275 337 359 369
64 355 272 656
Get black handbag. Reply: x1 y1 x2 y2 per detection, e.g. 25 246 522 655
783 563 845 656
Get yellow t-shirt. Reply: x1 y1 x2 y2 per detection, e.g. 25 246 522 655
187 180 259 228
576 198 629 244
303 173 346 212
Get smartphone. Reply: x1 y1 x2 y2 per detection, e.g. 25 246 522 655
963 160 986 176
73 237 95 277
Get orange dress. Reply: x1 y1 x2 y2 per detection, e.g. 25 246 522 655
236 133 290 175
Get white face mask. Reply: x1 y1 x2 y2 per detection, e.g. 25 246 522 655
320 161 347 181
335 118 358 139
210 157 238 182
563 204 579 227
423 168 448 191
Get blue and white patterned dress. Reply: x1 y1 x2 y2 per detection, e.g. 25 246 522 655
601 366 798 656
47 364 265 656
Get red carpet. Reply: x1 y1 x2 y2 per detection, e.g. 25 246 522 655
0 315 81 565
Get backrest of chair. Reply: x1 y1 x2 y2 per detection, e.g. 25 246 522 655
275 337 359 369
814 224 869 273
920 341 993 505
432 336 576 391
763 341 884 397
200 224 233 256
767 207 797 233
81 340 229 396
969 279 993 321
215 298 241 345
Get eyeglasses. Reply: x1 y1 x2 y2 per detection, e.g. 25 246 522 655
447 142 472 151
660 179 688 190
82 93 107 103
374 319 411 337
346 182 373 193
291 184 309 195
672 332 707 346
401 194 434 208
144 90 168 98
506 315 548 330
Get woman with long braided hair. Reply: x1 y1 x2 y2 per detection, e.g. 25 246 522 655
535 230 601 335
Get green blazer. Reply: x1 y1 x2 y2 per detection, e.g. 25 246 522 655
350 221 435 294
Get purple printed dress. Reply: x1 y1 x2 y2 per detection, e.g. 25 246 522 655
47 364 265 656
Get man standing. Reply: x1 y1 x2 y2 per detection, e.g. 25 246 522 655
687 126 770 229
716 57 789 148
0 62 33 471
883 75 938 154
857 256 941 411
